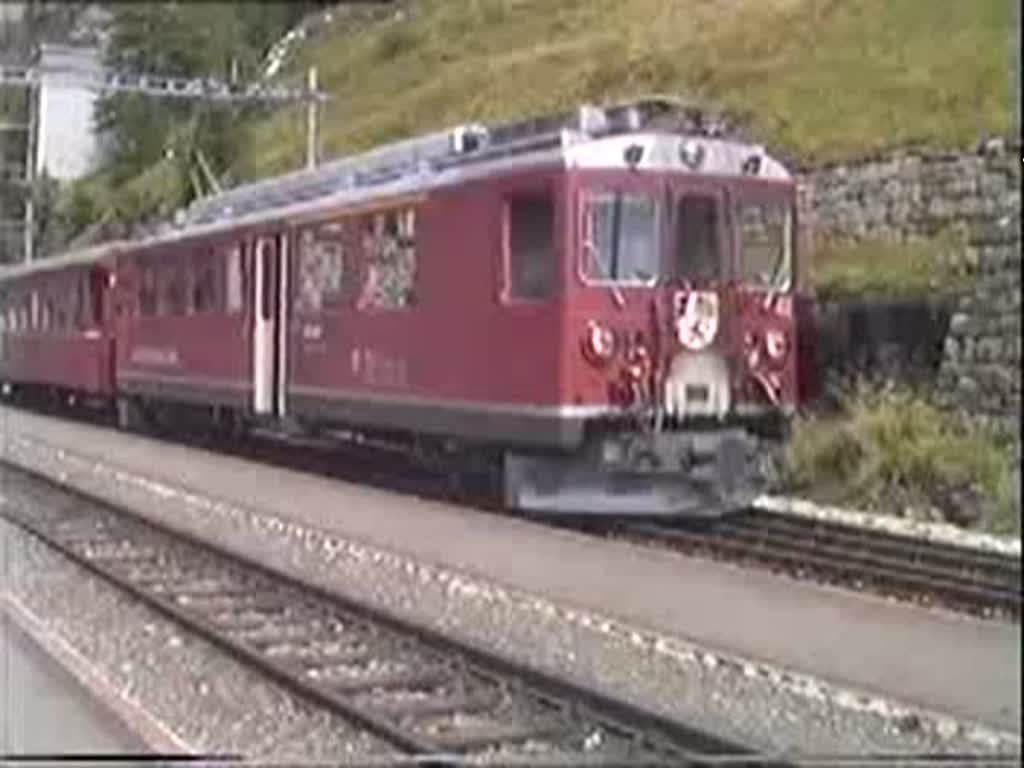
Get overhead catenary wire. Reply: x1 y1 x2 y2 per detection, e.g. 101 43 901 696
0 56 328 265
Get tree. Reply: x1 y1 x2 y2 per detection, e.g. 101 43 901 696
60 2 331 244
94 2 328 189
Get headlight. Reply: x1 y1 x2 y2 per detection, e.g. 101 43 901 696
766 329 788 361
679 139 705 170
583 320 617 365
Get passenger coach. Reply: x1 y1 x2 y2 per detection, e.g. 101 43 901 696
0 244 119 403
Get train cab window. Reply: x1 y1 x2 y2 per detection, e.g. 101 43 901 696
737 200 793 291
582 192 659 284
674 195 722 283
507 197 556 300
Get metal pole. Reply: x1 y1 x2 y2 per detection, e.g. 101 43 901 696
306 66 318 170
22 76 35 264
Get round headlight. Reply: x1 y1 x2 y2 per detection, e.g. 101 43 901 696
583 321 617 365
679 139 705 170
766 329 788 361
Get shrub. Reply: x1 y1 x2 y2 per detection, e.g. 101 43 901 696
778 382 1019 533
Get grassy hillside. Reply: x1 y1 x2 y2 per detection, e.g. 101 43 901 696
234 0 1014 181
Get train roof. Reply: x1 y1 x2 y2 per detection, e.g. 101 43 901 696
0 240 124 286
181 96 790 228
2 97 794 274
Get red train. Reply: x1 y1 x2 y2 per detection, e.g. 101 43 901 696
0 98 801 516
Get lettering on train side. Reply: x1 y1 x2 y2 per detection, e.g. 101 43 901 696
351 346 408 388
129 346 180 367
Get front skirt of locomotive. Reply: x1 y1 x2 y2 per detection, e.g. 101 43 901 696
504 428 759 517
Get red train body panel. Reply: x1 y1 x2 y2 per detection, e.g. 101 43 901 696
1 99 803 516
0 249 117 397
113 233 254 408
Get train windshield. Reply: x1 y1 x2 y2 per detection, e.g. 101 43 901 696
672 193 722 283
582 191 660 284
736 199 793 292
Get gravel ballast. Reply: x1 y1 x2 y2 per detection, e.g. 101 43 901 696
1 430 1019 758
0 515 385 762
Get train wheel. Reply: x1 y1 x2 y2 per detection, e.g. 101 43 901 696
115 397 146 432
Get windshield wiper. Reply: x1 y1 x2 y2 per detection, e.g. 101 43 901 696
583 239 626 308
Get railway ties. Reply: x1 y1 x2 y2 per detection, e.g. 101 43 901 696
0 466 779 767
626 509 1022 620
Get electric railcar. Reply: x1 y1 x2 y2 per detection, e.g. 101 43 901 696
0 98 801 516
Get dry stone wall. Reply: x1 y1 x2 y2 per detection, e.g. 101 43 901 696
798 139 1021 444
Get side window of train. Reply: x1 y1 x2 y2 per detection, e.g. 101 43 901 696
358 207 416 310
90 271 105 325
298 221 347 314
226 245 244 314
30 290 40 331
191 251 220 315
139 263 158 316
674 194 722 283
74 276 92 330
42 294 54 332
507 196 556 301
160 263 186 317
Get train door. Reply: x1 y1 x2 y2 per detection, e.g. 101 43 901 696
252 233 290 417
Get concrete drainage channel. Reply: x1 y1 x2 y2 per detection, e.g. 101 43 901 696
0 463 785 767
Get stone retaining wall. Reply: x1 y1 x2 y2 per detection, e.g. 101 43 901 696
799 139 1021 442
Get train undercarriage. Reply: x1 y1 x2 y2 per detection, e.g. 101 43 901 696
3 382 784 519
504 427 760 517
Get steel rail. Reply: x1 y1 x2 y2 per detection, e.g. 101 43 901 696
621 510 1021 620
0 461 784 768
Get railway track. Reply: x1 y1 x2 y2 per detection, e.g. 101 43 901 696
616 510 1022 621
0 464 780 767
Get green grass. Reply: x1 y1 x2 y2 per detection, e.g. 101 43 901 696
233 0 1014 180
778 383 1019 533
810 228 970 301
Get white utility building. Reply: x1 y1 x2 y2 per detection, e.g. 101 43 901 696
33 43 105 181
